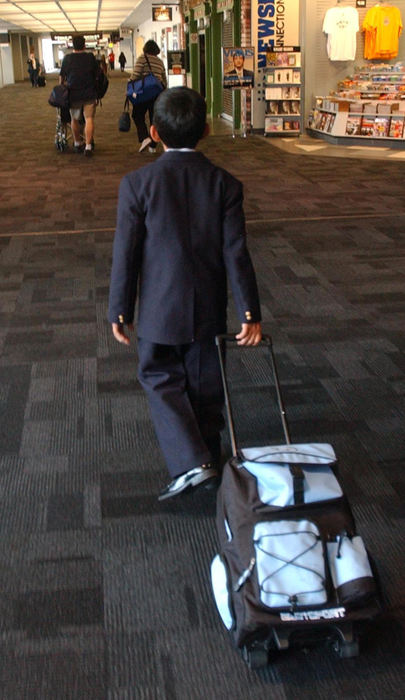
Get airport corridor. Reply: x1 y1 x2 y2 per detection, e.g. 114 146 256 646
0 73 404 699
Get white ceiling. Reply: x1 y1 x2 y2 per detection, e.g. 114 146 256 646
0 0 150 34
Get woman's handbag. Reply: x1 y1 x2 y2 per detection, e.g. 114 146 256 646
118 98 131 132
126 55 164 105
48 84 69 109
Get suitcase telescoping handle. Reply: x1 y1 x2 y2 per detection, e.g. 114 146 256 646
215 334 291 457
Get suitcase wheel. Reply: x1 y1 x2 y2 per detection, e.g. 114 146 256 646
333 637 359 659
242 644 268 670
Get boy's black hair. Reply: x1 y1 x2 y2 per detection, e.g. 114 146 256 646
73 35 85 51
143 40 160 56
153 87 207 149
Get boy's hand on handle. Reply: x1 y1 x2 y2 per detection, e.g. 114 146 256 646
112 322 133 346
236 322 262 346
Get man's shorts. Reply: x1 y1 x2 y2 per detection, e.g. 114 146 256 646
70 101 96 120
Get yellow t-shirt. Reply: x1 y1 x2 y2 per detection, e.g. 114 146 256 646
363 6 378 59
364 5 403 59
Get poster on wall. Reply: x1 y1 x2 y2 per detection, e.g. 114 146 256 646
223 47 255 89
167 50 187 74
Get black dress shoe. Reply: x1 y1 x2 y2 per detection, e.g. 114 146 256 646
158 463 219 501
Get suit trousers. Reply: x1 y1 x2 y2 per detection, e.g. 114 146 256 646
137 337 225 477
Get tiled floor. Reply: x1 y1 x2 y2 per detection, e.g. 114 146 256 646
268 132 405 159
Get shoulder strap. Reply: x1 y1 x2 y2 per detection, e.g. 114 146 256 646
144 54 153 74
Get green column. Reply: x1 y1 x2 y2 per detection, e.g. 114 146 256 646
189 10 199 91
210 0 222 117
232 0 241 130
205 22 212 113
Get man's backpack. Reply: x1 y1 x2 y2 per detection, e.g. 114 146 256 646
48 84 69 109
95 65 109 100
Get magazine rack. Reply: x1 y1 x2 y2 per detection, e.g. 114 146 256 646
263 47 302 137
307 65 405 147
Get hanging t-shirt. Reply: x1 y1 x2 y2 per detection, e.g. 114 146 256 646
363 6 379 59
323 6 360 61
363 4 403 59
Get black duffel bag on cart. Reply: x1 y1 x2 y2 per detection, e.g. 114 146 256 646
210 335 382 670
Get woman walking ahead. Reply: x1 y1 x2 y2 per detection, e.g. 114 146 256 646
129 40 167 153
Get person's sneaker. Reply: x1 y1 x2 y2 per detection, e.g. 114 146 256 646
73 144 85 154
148 147 157 154
84 148 93 157
139 137 152 153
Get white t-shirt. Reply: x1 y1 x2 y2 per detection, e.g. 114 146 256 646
323 6 359 61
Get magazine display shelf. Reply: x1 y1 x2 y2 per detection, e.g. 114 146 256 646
307 65 405 148
263 48 302 136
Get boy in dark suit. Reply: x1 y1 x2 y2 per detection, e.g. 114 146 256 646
108 87 262 501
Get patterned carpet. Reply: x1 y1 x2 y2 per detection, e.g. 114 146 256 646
0 75 404 699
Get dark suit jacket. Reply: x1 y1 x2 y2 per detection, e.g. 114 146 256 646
226 69 254 78
108 150 261 345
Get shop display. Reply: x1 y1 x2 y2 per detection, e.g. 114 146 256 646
264 48 301 136
308 63 405 144
323 4 360 61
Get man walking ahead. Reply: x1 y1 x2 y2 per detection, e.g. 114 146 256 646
60 35 97 157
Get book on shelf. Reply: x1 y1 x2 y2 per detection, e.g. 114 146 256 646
265 116 284 133
360 116 375 135
281 86 292 99
319 113 328 130
313 111 324 129
266 50 301 68
268 100 280 114
373 116 390 137
377 103 392 115
282 119 300 132
349 102 363 113
276 52 295 67
265 87 282 100
274 68 293 83
325 114 335 133
279 100 291 114
292 70 300 84
389 117 404 138
345 115 362 135
362 102 377 114
266 47 301 68
290 100 300 115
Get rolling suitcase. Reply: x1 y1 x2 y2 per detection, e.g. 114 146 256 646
210 335 381 669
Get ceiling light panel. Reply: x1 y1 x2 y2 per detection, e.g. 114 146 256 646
0 7 27 14
59 1 98 10
17 3 60 11
66 13 97 18
98 11 134 18
101 1 137 9
0 14 28 21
